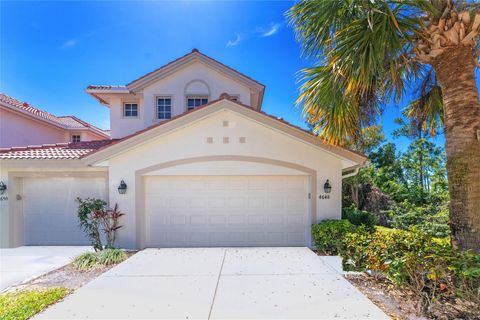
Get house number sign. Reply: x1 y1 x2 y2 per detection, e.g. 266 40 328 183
319 194 330 200
0 196 8 201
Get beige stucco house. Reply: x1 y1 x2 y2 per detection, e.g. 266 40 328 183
0 93 109 148
0 49 366 249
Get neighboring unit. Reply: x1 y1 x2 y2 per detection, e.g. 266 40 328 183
0 49 366 249
0 93 109 148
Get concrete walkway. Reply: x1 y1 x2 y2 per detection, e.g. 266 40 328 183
36 247 388 319
0 246 91 292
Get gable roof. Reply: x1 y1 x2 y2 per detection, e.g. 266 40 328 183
82 96 367 170
86 49 265 108
127 49 265 92
0 93 110 138
0 140 116 160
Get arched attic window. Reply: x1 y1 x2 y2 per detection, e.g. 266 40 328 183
184 80 210 111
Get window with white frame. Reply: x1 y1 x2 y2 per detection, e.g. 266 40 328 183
157 97 172 119
123 103 138 117
187 96 208 111
71 135 81 143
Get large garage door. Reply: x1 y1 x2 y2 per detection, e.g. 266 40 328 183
144 176 310 247
23 177 107 245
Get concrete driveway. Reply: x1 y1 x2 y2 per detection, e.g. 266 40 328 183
0 246 90 292
36 247 387 319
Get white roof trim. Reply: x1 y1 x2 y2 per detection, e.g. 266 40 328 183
83 99 366 169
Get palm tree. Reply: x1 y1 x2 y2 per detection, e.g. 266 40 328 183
287 0 480 251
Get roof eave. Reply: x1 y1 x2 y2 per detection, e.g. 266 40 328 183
0 103 68 130
83 99 367 167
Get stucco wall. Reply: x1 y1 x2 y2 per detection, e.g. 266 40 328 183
109 62 252 139
106 107 343 249
0 108 67 147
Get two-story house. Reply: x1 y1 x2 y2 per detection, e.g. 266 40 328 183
0 93 109 148
0 49 366 249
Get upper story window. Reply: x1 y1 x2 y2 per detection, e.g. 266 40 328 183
157 97 172 120
71 135 81 143
187 96 208 111
123 103 138 117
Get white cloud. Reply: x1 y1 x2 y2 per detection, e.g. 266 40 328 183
60 39 77 49
226 34 241 47
258 23 281 37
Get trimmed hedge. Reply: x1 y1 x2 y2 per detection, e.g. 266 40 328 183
311 219 356 254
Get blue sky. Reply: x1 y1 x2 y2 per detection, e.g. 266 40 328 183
1 0 453 150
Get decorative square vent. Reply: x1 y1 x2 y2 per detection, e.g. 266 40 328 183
222 120 229 127
239 137 246 143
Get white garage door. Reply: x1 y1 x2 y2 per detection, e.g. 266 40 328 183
23 177 107 245
144 176 310 247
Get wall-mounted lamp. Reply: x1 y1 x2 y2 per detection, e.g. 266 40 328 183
118 180 127 194
0 181 6 195
323 179 332 194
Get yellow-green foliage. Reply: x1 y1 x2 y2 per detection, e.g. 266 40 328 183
342 227 479 302
98 248 127 266
0 288 68 320
72 249 127 271
72 252 99 271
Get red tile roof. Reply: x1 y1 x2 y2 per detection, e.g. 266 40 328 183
86 85 128 90
0 140 116 160
0 93 109 136
83 97 367 163
0 97 365 163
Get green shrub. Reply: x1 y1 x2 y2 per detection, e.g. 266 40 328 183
342 205 377 231
390 201 450 238
76 197 107 252
311 219 355 255
0 288 68 320
72 252 99 271
340 227 480 305
98 248 127 265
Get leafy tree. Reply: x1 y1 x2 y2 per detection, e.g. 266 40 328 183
288 0 480 251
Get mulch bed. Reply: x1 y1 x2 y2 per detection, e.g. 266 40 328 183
346 273 480 320
6 251 137 293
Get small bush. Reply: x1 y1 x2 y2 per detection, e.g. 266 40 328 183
342 204 377 231
98 248 127 266
311 219 355 255
76 198 107 252
72 252 99 271
0 288 68 320
340 227 480 306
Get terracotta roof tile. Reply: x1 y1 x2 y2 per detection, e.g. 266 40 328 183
86 85 128 90
83 97 367 163
0 140 116 160
0 93 109 136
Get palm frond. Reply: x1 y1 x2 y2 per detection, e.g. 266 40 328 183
287 0 436 145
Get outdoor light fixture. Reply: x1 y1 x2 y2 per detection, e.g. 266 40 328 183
0 181 6 195
323 179 332 194
118 180 127 194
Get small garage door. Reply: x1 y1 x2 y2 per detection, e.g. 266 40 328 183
23 177 107 245
144 176 310 247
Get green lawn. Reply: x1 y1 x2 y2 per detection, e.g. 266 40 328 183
0 288 68 320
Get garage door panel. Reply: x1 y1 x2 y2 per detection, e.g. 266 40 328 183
23 177 106 245
145 175 309 247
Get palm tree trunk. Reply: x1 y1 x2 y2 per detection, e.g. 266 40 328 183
432 47 480 252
